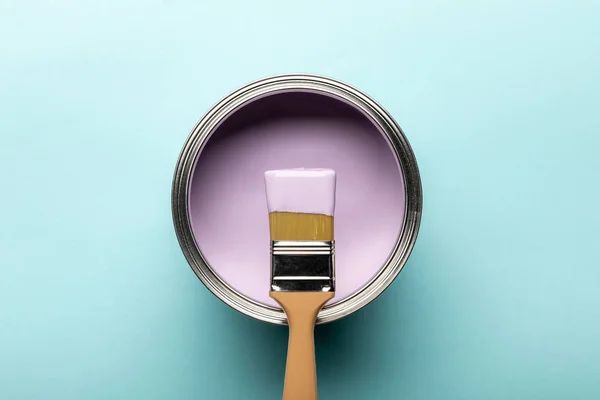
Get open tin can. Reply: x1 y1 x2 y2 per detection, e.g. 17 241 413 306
172 74 422 325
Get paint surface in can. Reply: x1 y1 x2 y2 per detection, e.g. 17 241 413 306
189 92 406 308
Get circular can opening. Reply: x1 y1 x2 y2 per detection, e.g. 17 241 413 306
173 75 422 324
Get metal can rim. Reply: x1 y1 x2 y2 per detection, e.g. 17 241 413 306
172 73 422 325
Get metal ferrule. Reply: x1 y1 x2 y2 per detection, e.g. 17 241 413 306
270 240 335 292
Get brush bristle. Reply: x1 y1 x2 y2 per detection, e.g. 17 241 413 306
264 168 336 241
269 212 334 241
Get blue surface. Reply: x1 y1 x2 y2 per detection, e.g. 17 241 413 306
1 1 599 399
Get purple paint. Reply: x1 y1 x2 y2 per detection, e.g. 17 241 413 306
264 168 336 215
189 92 405 308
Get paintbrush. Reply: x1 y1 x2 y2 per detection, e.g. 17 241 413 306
264 168 336 400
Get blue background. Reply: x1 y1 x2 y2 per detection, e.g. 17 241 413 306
1 1 599 399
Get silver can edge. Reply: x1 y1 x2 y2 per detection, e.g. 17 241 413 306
172 73 423 325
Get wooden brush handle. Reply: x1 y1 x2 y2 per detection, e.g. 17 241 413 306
270 291 334 400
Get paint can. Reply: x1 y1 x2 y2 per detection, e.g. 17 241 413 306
172 74 422 324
